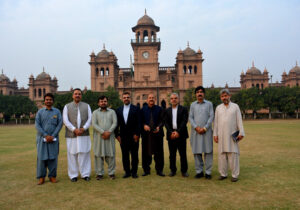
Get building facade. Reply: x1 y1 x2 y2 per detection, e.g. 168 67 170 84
89 11 204 105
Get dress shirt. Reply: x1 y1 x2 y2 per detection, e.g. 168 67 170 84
123 104 130 124
172 105 178 129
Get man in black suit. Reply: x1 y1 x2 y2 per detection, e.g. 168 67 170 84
165 93 189 177
115 92 140 178
140 93 165 177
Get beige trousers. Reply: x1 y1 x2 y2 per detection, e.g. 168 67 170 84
218 152 239 178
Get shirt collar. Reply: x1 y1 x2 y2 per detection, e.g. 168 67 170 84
196 99 206 104
124 104 130 108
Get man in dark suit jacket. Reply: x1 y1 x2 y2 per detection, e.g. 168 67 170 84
115 92 140 178
165 93 189 177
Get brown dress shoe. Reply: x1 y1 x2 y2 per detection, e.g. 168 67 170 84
37 177 45 185
49 177 58 183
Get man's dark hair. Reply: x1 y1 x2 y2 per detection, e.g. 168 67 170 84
98 95 108 102
195 86 205 94
44 93 54 101
122 91 130 96
73 88 82 94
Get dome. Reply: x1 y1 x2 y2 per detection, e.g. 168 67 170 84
137 15 155 26
246 62 262 75
97 44 110 58
36 69 51 80
183 47 196 56
289 62 300 74
0 70 10 82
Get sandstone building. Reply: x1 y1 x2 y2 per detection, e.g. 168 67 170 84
89 11 204 105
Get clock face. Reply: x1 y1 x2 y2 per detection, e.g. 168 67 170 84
142 51 149 59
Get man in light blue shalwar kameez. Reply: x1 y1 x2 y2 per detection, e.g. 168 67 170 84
35 93 63 185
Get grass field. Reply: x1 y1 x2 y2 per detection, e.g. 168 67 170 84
0 120 300 209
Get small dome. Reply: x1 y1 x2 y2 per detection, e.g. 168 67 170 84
183 47 196 56
137 10 155 26
289 62 300 74
0 70 10 82
246 62 262 75
97 44 110 58
36 71 50 80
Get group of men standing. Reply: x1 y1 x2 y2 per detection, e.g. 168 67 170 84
35 86 245 185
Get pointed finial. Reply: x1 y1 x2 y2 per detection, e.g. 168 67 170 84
252 61 254 67
43 66 45 72
1 69 3 74
145 8 147 15
187 41 190 47
296 61 298 66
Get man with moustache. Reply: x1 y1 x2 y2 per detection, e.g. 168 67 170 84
140 93 165 177
213 89 245 182
92 95 117 180
35 93 63 185
189 86 214 179
63 88 92 182
115 92 140 178
165 93 189 177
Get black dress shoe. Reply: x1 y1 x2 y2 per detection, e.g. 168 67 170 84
157 171 165 177
194 172 204 179
71 177 77 182
205 174 212 179
109 174 115 180
96 175 103 180
218 176 227 180
169 172 176 177
182 172 189 177
123 173 131 178
142 172 150 176
83 177 90 181
231 177 238 182
132 173 138 178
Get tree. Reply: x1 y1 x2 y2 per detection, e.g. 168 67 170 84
0 95 37 121
183 88 196 109
232 89 248 119
244 88 264 119
262 87 280 119
205 88 221 110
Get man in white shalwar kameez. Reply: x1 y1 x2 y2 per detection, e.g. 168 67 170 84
213 89 245 182
63 88 92 182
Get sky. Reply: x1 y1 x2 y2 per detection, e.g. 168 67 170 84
0 0 300 90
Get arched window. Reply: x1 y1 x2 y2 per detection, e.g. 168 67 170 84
194 65 197 74
0 89 2 95
151 31 155 42
100 68 104 76
188 66 192 74
183 66 187 74
297 83 299 87
256 84 259 88
43 88 46 96
171 76 175 83
106 67 109 76
120 76 122 82
143 30 148 42
38 89 42 97
9 91 12 95
34 89 36 97
137 32 140 42
96 68 99 77
252 84 254 87
261 84 264 89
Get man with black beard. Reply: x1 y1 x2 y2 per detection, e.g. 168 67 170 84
140 94 165 177
115 92 140 178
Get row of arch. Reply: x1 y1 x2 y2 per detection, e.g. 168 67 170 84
183 65 198 74
34 88 46 98
96 68 110 77
136 30 157 42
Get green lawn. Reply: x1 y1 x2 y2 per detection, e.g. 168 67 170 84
0 120 300 209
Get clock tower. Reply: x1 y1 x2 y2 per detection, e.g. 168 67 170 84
131 10 161 84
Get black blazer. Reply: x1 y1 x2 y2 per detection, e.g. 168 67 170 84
115 104 140 140
165 105 189 140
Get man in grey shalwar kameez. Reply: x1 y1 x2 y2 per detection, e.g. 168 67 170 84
189 86 214 179
35 93 62 185
92 95 117 180
213 89 245 182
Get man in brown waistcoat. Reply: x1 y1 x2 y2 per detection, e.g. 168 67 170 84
63 88 92 182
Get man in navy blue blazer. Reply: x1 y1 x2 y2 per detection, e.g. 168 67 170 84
115 92 140 178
